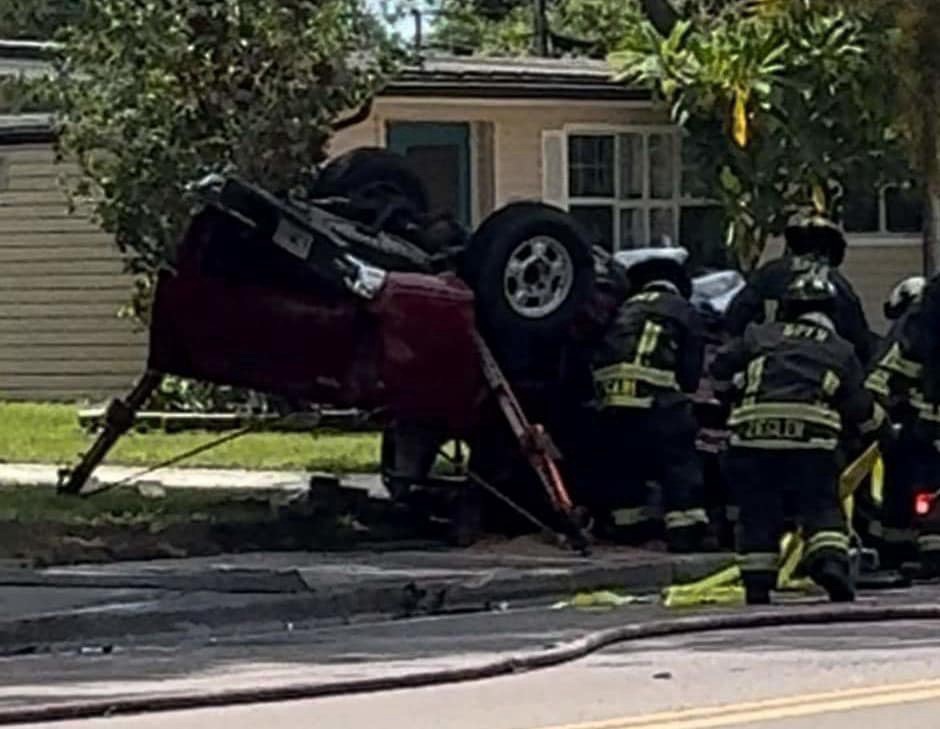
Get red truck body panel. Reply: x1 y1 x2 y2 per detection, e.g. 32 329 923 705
148 223 485 432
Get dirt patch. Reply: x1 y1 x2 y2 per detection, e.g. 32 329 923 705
0 485 441 566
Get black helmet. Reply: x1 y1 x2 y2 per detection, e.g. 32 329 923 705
784 214 847 267
780 266 836 320
616 247 693 299
884 276 926 321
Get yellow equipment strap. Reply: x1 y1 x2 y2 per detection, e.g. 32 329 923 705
839 442 880 501
871 454 884 506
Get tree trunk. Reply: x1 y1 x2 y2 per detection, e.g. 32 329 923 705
925 181 940 277
639 0 680 36
533 0 548 56
922 107 940 276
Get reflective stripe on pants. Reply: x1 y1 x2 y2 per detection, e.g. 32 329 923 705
611 506 657 527
804 530 850 561
665 508 708 530
918 535 940 555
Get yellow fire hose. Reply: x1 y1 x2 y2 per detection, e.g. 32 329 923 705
662 443 882 609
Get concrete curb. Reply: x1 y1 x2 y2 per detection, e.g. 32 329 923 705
3 603 940 725
0 554 732 648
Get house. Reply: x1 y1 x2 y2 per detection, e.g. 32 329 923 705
0 51 924 401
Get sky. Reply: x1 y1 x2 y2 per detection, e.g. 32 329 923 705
367 0 419 39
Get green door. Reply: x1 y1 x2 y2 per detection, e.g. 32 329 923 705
386 122 471 225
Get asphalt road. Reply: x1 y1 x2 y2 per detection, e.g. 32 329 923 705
10 597 940 728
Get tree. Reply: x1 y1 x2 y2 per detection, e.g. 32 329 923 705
422 0 642 56
47 0 396 293
0 0 82 39
611 1 905 268
858 0 940 274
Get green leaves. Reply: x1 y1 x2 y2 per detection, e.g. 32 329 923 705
611 0 905 267
0 0 81 40
51 0 395 292
428 0 645 56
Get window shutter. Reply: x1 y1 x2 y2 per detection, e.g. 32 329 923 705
541 130 567 209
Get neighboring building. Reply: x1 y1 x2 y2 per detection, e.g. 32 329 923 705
0 52 925 401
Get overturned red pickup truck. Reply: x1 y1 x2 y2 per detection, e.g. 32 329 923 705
61 148 632 551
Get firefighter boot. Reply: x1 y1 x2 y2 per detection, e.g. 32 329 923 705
809 556 856 603
912 535 940 579
742 571 775 605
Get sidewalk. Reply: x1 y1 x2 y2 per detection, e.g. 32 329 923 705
0 463 385 497
0 544 733 649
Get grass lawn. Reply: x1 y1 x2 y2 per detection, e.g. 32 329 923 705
0 403 381 473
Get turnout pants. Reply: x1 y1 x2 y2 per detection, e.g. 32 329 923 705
876 430 922 567
725 447 850 596
593 399 707 549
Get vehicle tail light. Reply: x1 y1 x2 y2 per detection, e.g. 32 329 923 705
915 492 934 516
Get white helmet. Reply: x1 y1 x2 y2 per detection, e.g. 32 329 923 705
884 276 926 320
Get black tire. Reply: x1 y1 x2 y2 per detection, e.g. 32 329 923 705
312 147 429 214
466 202 595 340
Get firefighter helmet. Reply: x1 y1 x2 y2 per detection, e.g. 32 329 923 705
884 276 926 321
784 268 837 303
613 246 692 299
784 213 847 267
780 266 837 322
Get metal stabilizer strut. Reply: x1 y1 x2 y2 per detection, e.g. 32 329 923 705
57 371 164 495
473 333 592 555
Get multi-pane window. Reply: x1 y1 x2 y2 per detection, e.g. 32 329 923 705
842 179 923 235
566 129 725 268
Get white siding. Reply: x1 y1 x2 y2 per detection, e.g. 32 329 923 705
0 144 145 401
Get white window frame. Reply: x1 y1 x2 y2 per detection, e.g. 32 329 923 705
838 182 923 247
560 124 713 251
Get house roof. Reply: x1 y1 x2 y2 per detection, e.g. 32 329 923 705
385 54 650 101
0 112 55 143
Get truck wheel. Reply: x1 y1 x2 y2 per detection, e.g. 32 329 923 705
467 202 595 339
312 147 429 214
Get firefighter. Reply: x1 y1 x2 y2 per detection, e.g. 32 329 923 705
725 214 873 365
711 268 890 604
862 277 926 568
866 275 940 574
591 248 708 553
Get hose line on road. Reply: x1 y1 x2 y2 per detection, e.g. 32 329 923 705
5 603 940 726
